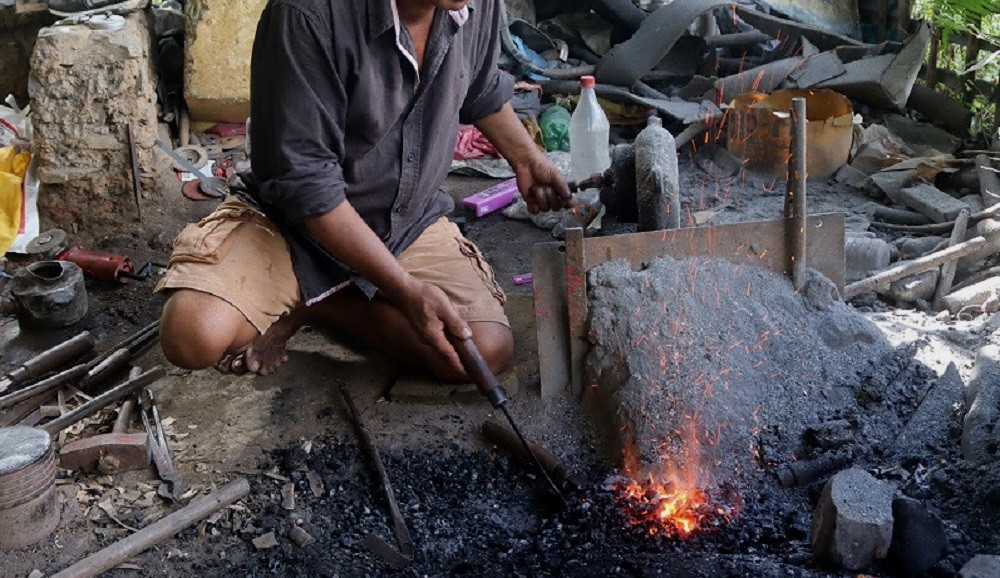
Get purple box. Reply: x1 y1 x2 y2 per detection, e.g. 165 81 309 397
462 178 519 218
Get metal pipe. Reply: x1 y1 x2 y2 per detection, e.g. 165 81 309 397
0 363 89 410
0 332 95 392
42 367 166 435
787 97 808 290
50 478 250 578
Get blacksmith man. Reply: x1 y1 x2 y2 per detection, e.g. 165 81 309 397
156 0 570 380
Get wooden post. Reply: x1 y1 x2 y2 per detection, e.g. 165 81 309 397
877 0 889 43
898 0 912 34
927 26 940 88
963 35 982 104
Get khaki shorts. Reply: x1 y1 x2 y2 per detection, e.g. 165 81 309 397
155 197 509 333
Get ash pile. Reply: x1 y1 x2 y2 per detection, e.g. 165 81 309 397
585 256 887 487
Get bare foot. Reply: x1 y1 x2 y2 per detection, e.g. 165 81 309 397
245 314 301 375
215 348 248 374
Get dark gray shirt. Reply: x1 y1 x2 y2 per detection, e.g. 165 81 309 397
248 0 514 304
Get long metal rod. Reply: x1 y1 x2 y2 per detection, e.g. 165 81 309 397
50 478 250 578
339 386 414 570
0 363 89 410
127 122 143 223
0 331 95 392
786 96 808 290
42 366 166 434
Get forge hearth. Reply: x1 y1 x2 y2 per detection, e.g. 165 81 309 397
584 255 892 533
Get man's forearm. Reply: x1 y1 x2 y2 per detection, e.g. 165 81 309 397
304 202 414 302
474 102 543 170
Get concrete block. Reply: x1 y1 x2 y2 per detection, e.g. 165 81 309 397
962 345 1000 465
184 0 267 123
29 12 160 237
894 236 946 260
897 183 971 223
878 265 938 303
942 277 1000 316
960 555 1000 578
892 363 964 457
811 468 894 571
884 497 947 577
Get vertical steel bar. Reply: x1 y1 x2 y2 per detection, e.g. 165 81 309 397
787 97 808 290
564 227 587 397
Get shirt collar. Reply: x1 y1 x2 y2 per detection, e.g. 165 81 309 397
368 0 473 39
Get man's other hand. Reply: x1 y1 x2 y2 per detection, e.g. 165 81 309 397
398 277 471 375
514 154 571 214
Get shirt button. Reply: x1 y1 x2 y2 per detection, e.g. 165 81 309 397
394 205 404 213
406 153 415 163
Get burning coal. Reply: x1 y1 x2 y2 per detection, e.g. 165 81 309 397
610 475 741 538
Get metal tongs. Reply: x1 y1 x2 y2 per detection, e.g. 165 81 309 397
139 388 185 502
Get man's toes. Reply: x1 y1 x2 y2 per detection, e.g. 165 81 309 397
229 354 247 375
245 351 262 374
215 354 233 374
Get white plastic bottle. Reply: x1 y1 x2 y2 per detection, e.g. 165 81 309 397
569 76 611 183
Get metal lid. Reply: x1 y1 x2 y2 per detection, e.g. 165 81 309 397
0 427 52 477
24 229 68 259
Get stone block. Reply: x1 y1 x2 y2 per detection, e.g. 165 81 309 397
884 497 947 577
898 183 971 223
878 265 938 303
184 0 267 123
942 277 1000 316
811 468 894 571
962 345 1000 465
892 363 964 457
29 12 159 237
960 555 1000 578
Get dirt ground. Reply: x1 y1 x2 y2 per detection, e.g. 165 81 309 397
2 150 1000 576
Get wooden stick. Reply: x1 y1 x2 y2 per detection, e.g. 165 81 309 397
51 479 250 578
933 209 971 311
845 237 989 299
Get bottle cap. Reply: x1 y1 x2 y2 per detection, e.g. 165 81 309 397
580 76 596 88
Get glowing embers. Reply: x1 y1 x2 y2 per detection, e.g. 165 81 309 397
611 474 741 538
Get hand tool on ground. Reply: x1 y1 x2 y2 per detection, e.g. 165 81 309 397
139 387 184 502
482 419 582 489
50 478 250 578
79 321 160 391
41 366 165 435
59 396 149 474
155 138 228 198
449 337 568 507
25 229 163 283
0 331 95 393
0 363 89 411
339 385 414 570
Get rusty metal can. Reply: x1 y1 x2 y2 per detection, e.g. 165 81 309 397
0 427 59 550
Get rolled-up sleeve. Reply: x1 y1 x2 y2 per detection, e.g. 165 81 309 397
459 0 515 125
250 3 347 223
